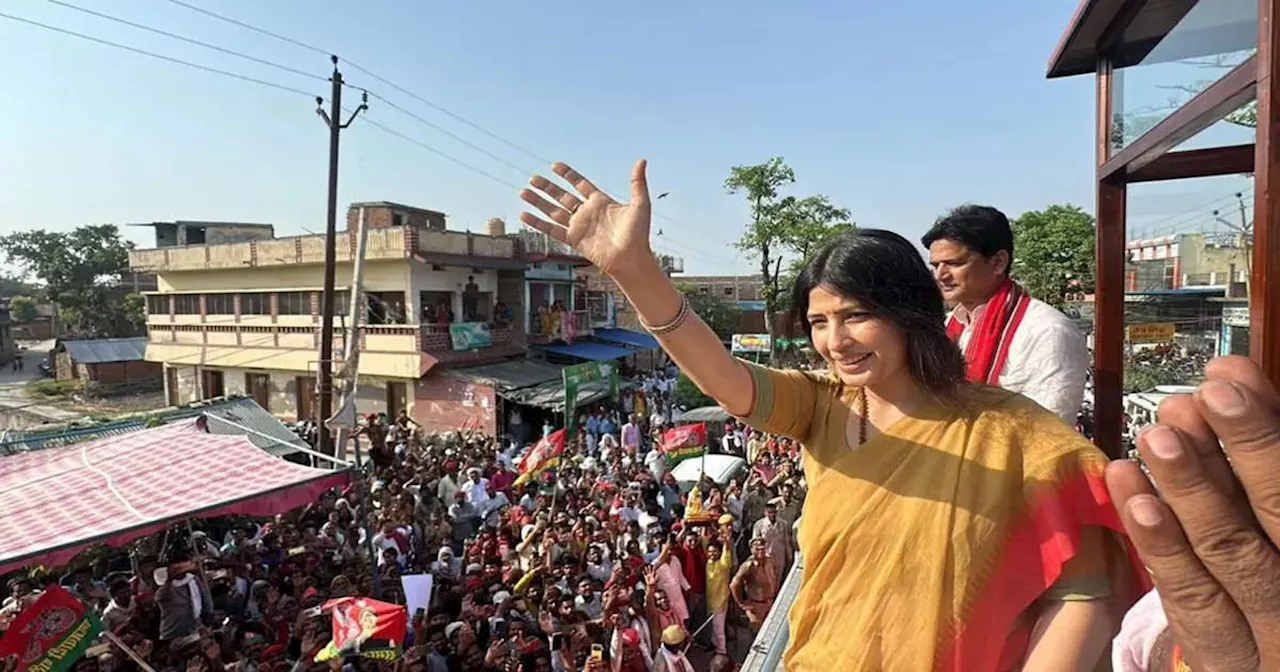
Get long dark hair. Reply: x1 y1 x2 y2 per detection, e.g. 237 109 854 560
788 228 967 398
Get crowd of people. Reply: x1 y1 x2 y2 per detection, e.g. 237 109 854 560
0 365 809 672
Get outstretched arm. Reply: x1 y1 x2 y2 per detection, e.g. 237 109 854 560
520 160 753 416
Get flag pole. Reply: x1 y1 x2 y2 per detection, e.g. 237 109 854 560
102 629 157 672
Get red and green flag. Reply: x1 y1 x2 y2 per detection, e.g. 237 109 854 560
514 429 567 487
314 597 407 662
661 423 707 464
0 586 102 672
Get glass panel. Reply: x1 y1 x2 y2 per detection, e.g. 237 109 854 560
1170 93 1256 150
1116 176 1252 441
1110 0 1257 152
1115 177 1252 458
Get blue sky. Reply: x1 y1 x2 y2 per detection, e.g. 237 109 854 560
0 0 1257 275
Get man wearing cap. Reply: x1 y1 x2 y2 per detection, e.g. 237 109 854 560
654 625 695 672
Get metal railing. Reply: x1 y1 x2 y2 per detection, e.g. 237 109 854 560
741 555 803 671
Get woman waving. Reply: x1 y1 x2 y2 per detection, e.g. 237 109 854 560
520 160 1148 671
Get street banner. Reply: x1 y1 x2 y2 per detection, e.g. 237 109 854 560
449 322 492 350
0 586 102 672
514 429 566 487
314 597 407 662
563 362 619 434
730 334 771 353
661 422 707 464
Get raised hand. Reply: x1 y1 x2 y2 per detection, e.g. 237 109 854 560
519 161 653 279
1105 355 1280 671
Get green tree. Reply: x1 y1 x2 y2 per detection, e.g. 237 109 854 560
0 225 134 337
1011 205 1096 308
123 292 147 334
726 159 851 360
8 296 38 323
677 284 742 341
672 372 714 410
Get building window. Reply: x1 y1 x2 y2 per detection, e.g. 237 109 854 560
392 212 407 227
278 291 311 315
239 293 270 315
205 293 234 315
146 295 169 315
698 286 710 295
722 287 734 296
174 295 200 315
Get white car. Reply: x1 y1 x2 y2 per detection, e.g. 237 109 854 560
668 454 747 494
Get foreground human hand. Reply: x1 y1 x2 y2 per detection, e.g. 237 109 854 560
519 160 653 280
1105 355 1280 671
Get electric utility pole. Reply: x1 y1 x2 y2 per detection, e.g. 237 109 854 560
316 55 367 456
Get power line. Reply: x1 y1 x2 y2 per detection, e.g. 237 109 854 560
15 1 739 270
365 92 530 177
42 0 327 83
359 116 523 191
159 0 741 269
163 0 331 57
0 10 317 98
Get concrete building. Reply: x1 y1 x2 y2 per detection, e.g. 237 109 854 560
130 202 527 433
1126 232 1252 291
579 268 766 333
132 221 277 248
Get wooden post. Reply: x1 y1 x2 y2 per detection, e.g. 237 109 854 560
1252 0 1280 388
1094 58 1128 459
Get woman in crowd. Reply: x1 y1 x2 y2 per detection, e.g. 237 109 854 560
518 159 1149 670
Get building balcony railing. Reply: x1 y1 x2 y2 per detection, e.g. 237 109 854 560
514 231 588 262
130 226 522 273
527 310 593 342
145 321 515 356
420 323 513 351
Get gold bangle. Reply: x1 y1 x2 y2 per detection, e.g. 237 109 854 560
640 294 689 335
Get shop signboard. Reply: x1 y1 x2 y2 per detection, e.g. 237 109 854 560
1126 322 1176 344
731 334 772 353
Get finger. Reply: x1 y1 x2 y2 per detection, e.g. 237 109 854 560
1158 394 1241 500
630 159 650 207
529 175 583 213
519 212 568 244
552 162 600 199
1138 424 1280 642
1105 460 1258 668
1194 378 1280 548
519 189 571 227
1205 355 1280 414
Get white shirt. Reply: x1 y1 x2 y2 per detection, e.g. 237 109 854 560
952 296 1088 422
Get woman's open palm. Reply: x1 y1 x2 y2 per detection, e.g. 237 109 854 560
519 160 652 279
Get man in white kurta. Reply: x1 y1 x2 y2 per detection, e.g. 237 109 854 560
924 205 1089 423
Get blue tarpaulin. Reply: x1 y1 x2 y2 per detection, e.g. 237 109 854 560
537 342 634 361
591 328 660 350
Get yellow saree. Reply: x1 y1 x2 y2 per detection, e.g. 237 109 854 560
739 361 1149 671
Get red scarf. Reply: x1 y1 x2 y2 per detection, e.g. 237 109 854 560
946 279 1031 384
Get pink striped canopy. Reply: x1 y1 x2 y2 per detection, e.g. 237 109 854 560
0 419 350 575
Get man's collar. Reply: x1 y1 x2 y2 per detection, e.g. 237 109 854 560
950 301 988 326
